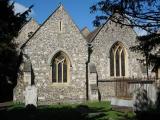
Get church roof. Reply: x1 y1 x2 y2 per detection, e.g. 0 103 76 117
20 4 87 49
86 27 102 43
81 27 90 38
85 14 138 43
15 18 39 48
20 4 64 49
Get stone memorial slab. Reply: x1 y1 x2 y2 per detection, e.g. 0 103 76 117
25 85 37 107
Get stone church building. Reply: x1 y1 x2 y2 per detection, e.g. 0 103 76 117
14 5 152 105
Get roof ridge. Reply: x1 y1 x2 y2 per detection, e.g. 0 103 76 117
20 4 62 49
81 26 90 32
89 14 119 43
87 25 104 43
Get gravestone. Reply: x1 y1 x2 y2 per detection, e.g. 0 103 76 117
88 63 98 100
25 85 37 107
133 86 156 112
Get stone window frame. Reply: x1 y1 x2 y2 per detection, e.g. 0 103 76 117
49 50 72 85
110 41 128 77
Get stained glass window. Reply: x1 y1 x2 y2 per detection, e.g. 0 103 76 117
121 50 125 76
110 42 126 77
116 50 120 76
110 49 114 76
52 52 70 83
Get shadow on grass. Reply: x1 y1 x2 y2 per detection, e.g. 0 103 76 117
0 103 135 120
135 111 160 120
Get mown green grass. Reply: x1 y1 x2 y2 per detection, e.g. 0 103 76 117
7 102 25 110
2 101 135 120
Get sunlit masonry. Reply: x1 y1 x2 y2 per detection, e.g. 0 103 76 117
14 4 160 107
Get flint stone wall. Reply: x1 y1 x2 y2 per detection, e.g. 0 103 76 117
91 21 143 100
14 5 87 104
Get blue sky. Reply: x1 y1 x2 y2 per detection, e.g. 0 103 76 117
14 0 99 31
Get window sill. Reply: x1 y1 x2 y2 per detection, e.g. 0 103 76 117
109 76 129 80
50 82 70 87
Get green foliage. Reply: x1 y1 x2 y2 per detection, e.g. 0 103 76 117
90 0 160 79
0 0 33 43
0 0 32 102
7 101 25 110
4 101 135 120
90 0 160 33
133 88 160 120
134 89 153 112
130 33 160 78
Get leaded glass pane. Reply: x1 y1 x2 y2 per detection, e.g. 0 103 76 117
110 50 114 76
116 50 120 76
121 50 125 76
63 62 67 83
52 52 70 83
58 63 62 83
52 62 56 82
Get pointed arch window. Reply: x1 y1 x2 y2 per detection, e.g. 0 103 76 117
110 42 127 77
52 52 70 83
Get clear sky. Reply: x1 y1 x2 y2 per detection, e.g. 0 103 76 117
14 0 99 31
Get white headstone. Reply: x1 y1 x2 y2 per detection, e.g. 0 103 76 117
25 85 37 107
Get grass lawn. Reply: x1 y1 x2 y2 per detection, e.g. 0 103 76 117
0 101 135 120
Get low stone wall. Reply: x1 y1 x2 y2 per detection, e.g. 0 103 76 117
37 85 86 105
98 81 115 101
13 75 26 103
